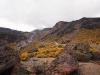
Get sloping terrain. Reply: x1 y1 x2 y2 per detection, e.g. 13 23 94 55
41 18 100 43
0 27 34 49
31 28 51 42
20 18 100 59
72 28 100 46
29 18 100 44
0 27 26 43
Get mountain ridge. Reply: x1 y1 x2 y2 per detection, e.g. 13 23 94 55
40 17 100 42
0 27 34 49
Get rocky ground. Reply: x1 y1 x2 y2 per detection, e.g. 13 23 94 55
17 57 100 75
79 62 100 75
17 43 100 75
17 58 55 75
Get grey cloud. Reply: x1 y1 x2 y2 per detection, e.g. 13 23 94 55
0 0 100 31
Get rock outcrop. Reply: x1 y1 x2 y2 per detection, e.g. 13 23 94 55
42 53 79 75
0 45 20 75
64 42 92 61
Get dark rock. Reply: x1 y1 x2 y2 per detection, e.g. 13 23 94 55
70 70 80 75
0 59 19 75
28 48 38 53
42 53 79 75
39 45 45 48
63 42 92 61
61 40 71 44
91 52 100 60
0 45 20 75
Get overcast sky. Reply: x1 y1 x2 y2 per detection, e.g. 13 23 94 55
0 0 100 32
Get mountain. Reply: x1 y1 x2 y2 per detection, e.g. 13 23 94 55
0 27 34 49
41 18 100 42
30 28 52 42
0 27 25 43
20 17 100 55
29 17 100 43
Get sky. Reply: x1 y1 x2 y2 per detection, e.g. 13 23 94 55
0 0 100 32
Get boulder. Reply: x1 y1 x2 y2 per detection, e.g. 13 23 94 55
0 45 20 75
64 42 92 61
91 52 100 60
42 53 79 75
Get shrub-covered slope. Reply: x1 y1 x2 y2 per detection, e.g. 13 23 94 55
20 18 100 59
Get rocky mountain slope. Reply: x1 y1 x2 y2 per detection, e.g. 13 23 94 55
29 17 100 44
41 18 100 42
31 28 51 42
21 18 100 59
0 27 34 49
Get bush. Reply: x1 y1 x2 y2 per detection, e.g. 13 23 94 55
21 52 29 61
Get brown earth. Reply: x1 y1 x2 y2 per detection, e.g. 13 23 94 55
79 62 100 75
19 58 100 75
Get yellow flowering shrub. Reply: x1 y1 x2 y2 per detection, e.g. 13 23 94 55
72 28 100 46
32 43 64 58
21 52 29 61
90 47 100 54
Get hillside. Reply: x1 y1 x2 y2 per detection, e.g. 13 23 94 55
20 17 100 59
42 18 100 42
0 27 34 49
28 18 100 43
30 28 51 42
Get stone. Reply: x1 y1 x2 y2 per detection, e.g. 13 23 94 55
0 45 20 75
91 52 100 60
64 42 92 61
42 53 79 75
28 48 38 53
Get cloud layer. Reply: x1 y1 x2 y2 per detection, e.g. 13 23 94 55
0 0 100 31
